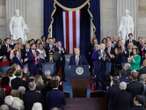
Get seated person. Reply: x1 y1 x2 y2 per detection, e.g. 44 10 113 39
69 48 88 66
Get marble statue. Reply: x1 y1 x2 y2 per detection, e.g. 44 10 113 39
118 9 134 42
9 9 29 43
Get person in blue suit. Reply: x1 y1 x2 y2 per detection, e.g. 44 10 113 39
27 43 40 75
69 48 88 66
46 79 65 110
91 44 102 76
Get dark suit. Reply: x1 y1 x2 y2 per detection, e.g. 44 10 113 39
131 106 144 110
104 47 115 75
46 89 65 110
125 39 138 48
107 84 120 110
11 55 23 68
91 49 102 75
139 66 146 74
21 48 29 64
27 49 39 75
11 77 27 90
69 55 88 66
0 44 13 60
23 90 44 110
127 80 144 96
115 90 132 110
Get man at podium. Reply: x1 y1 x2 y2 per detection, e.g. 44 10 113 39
69 48 88 66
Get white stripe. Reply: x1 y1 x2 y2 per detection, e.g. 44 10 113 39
69 11 73 54
76 10 80 48
63 11 66 49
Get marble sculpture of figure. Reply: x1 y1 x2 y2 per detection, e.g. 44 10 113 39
9 9 29 43
118 9 134 42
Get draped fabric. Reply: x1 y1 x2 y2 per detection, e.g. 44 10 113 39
52 6 64 43
44 0 54 37
56 0 87 8
63 10 80 54
43 0 100 55
90 0 101 42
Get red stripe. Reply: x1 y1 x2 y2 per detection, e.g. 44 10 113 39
73 11 76 49
66 11 69 53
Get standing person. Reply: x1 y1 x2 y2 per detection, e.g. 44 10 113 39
69 48 88 66
128 46 141 71
23 79 44 110
54 41 65 78
104 40 115 75
10 43 23 68
27 43 40 75
114 40 126 73
91 44 102 77
115 82 133 110
45 38 56 62
46 80 65 110
1 38 13 60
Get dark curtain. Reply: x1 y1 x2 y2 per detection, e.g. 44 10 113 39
44 0 100 54
90 0 101 42
43 0 54 37
57 0 87 8
52 6 64 44
80 5 91 56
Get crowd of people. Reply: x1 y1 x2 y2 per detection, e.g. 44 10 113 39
0 33 146 110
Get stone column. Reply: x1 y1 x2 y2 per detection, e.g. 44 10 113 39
117 0 138 38
0 0 6 38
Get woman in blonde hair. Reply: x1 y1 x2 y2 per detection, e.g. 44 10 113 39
10 43 23 68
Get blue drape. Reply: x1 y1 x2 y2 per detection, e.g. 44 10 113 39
90 0 101 42
44 0 100 54
44 0 53 37
80 5 91 55
57 0 86 8
52 6 64 44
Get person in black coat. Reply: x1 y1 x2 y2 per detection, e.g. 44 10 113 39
46 79 65 110
125 33 138 49
127 71 144 97
115 82 133 110
104 40 115 75
23 80 44 110
0 38 13 60
107 77 120 110
27 43 40 75
131 95 145 110
69 48 88 66
11 71 27 90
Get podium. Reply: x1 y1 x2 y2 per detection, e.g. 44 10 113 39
42 62 56 76
65 65 90 81
64 65 90 97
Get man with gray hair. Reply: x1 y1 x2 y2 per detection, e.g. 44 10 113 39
0 104 9 110
114 81 132 110
32 102 43 110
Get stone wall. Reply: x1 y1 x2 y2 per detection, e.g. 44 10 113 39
137 0 146 37
100 0 117 38
0 0 6 38
0 0 146 40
